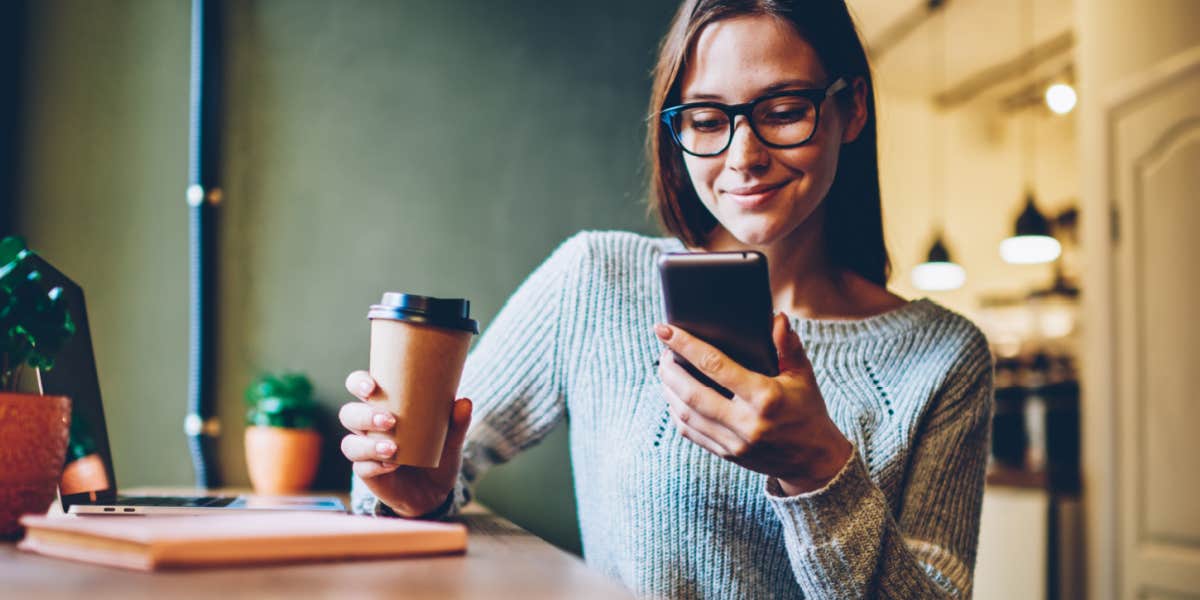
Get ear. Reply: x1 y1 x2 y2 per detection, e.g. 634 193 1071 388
840 77 869 144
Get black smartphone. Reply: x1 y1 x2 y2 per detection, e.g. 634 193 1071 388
657 250 779 398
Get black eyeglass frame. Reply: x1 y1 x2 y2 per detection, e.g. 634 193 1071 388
660 77 849 157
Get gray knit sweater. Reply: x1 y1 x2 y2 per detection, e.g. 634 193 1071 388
352 230 994 599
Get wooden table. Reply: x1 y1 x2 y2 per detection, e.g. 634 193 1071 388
2 491 632 599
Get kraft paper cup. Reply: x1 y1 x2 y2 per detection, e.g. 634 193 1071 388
367 293 478 468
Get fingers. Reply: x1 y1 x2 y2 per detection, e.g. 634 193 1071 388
657 347 766 440
432 398 472 481
338 401 396 434
443 398 473 455
352 459 400 480
343 434 402 478
653 323 759 399
658 352 745 427
344 370 377 401
772 313 810 374
341 433 398 462
663 387 747 459
660 360 755 452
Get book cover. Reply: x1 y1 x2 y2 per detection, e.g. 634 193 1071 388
17 512 467 571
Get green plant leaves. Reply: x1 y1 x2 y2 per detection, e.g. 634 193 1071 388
245 408 317 429
1 236 76 391
244 371 318 430
0 236 27 270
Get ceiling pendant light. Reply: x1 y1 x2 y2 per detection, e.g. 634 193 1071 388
1001 192 1062 264
1001 0 1061 266
912 232 966 291
911 0 964 292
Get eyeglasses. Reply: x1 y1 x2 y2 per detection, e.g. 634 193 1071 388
660 77 848 157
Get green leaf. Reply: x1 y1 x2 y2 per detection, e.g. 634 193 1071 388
246 376 283 402
261 396 288 414
0 236 27 273
247 409 275 427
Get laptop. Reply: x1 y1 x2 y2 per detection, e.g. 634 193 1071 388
28 251 346 515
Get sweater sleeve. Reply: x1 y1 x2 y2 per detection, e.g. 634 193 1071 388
765 341 994 599
352 232 590 518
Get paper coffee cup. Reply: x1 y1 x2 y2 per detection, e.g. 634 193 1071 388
367 293 478 468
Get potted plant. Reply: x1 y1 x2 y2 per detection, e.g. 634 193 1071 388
243 371 322 494
0 236 75 538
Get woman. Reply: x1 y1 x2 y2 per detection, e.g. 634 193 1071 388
341 1 993 597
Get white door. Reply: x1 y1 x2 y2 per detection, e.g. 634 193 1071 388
1106 46 1200 598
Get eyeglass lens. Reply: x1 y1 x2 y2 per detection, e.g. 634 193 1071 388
674 95 817 155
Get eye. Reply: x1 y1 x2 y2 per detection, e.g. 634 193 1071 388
683 110 729 133
758 100 813 125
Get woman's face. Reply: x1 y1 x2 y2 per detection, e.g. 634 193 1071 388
677 15 867 248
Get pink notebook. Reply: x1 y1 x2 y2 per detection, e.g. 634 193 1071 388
18 512 467 571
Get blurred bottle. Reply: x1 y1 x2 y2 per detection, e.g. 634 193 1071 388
991 357 1027 470
1044 353 1081 493
1022 352 1051 474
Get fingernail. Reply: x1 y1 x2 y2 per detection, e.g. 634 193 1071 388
359 381 373 395
376 441 396 456
373 413 395 428
654 323 672 340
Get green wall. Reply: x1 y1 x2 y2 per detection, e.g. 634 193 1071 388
16 0 676 554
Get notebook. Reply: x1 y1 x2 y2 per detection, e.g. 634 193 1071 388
18 512 467 570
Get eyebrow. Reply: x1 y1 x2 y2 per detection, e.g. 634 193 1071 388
682 79 823 103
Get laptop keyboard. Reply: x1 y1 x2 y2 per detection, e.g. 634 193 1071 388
116 495 237 508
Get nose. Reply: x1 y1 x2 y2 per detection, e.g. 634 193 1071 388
725 116 769 172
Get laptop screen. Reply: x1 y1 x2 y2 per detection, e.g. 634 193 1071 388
24 253 120 509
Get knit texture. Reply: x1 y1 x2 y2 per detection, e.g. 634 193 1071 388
352 230 994 599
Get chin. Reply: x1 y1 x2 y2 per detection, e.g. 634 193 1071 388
721 219 791 247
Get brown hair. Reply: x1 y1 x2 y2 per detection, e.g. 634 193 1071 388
647 0 891 286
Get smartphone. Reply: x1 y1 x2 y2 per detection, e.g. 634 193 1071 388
657 250 779 399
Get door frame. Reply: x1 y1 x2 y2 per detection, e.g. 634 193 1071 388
1085 44 1200 600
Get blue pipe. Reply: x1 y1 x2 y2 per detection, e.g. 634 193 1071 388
186 0 222 489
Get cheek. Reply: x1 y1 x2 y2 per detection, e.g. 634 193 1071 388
778 143 840 198
682 156 721 204
810 148 841 198
803 120 848 187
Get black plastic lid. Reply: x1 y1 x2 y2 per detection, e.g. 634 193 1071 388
367 293 479 334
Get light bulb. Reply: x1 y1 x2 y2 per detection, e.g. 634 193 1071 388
1045 83 1077 114
1000 235 1062 264
911 261 966 291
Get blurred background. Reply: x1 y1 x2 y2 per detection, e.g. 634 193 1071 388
1 1 1197 598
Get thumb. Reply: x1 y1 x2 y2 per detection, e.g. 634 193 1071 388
442 397 473 457
431 398 472 485
772 313 809 374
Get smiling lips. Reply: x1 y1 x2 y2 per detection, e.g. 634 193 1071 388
722 181 786 209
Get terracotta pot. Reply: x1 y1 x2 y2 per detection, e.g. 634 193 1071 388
244 426 321 495
0 392 71 538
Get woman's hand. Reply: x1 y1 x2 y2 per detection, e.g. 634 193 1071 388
339 371 472 517
654 314 853 495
